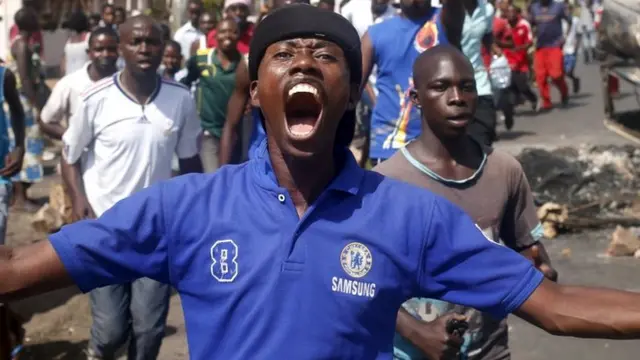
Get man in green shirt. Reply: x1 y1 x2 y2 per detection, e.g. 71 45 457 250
182 19 244 172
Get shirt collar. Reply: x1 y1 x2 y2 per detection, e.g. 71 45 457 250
251 139 364 196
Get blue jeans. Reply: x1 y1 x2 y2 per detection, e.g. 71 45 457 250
88 278 170 360
0 182 11 245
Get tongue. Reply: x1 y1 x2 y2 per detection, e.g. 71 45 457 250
289 116 316 136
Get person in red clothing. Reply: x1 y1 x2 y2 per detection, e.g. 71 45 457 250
9 1 43 57
529 0 570 110
505 5 538 110
208 0 255 55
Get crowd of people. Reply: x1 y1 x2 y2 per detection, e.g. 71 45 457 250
0 1 638 360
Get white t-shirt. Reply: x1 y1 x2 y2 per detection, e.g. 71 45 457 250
174 22 204 60
41 62 96 125
563 16 581 55
62 73 202 216
340 1 397 38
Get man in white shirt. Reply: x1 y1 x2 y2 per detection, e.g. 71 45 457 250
341 0 396 37
39 27 120 140
61 16 203 360
173 0 204 60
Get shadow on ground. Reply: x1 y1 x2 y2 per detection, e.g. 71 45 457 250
21 326 178 360
498 130 536 141
11 287 81 323
23 340 88 360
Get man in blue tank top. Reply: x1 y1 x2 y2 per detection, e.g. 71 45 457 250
361 0 465 163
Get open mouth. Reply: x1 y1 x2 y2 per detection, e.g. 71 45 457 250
285 83 323 139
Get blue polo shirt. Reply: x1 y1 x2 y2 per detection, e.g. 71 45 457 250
49 140 543 360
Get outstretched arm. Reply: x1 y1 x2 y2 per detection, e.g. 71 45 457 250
0 242 73 302
1 181 173 303
516 280 640 339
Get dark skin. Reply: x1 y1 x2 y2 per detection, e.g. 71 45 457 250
187 0 203 28
189 12 218 57
11 10 41 211
102 5 115 26
359 0 466 166
162 44 183 78
396 46 557 359
183 19 241 88
39 33 119 140
251 37 358 216
114 8 126 26
4 35 640 349
62 16 203 222
506 5 533 52
225 4 250 34
0 69 26 179
221 0 313 165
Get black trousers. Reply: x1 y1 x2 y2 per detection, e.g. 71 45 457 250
468 95 497 147
510 70 538 104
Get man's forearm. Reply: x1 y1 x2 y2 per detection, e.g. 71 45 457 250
219 94 247 165
397 307 423 343
517 280 640 339
0 241 73 303
60 159 86 200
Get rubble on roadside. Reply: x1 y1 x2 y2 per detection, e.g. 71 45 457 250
517 145 640 240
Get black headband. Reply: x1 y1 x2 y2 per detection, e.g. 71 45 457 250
248 4 362 85
248 4 361 148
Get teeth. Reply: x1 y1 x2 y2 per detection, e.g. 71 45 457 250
288 83 319 98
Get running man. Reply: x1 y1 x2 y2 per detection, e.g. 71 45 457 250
60 16 202 360
376 45 556 360
529 0 570 110
4 5 640 360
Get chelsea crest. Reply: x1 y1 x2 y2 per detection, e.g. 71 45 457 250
340 242 373 278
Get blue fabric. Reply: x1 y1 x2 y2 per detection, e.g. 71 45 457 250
49 141 543 359
368 11 448 160
530 1 567 49
248 107 266 160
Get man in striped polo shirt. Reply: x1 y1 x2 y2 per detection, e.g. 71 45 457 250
60 15 203 360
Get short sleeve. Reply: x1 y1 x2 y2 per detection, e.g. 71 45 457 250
40 77 69 124
485 2 495 34
62 99 94 164
500 163 543 250
176 95 202 159
48 182 170 292
418 198 544 319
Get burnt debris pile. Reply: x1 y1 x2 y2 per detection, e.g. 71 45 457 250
517 145 640 236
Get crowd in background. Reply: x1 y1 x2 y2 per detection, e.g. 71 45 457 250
0 0 621 360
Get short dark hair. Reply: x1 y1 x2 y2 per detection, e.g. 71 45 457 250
319 0 336 5
14 8 38 32
102 4 115 13
165 40 182 54
188 0 204 7
62 11 90 33
89 13 101 23
160 23 172 41
88 26 119 47
115 6 126 14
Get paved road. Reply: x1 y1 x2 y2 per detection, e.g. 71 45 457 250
496 62 640 358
